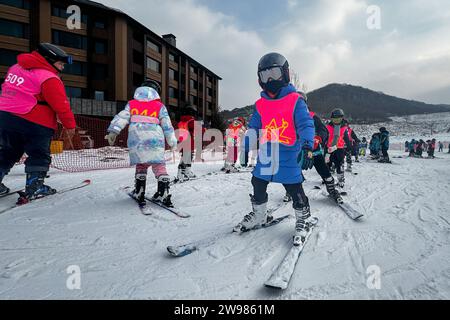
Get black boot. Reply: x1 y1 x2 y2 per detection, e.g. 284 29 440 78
132 173 146 206
17 172 56 204
152 175 173 207
324 176 343 204
0 171 9 195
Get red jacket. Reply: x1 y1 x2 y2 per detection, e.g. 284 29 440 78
12 51 76 130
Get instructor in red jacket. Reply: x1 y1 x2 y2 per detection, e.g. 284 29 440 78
0 43 76 204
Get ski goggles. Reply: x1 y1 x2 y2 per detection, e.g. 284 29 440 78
258 67 283 84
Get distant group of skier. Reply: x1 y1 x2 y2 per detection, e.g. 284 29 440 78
404 139 448 159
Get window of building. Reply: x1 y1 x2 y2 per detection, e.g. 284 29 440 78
189 95 198 106
52 30 88 50
52 4 88 23
169 52 177 62
207 75 212 83
92 64 108 80
0 18 29 39
94 39 107 54
0 0 30 9
65 86 83 98
146 57 160 73
169 87 178 99
0 48 20 66
190 65 197 75
190 79 198 90
207 102 212 110
64 60 88 76
207 87 213 97
94 91 105 101
146 39 160 53
133 50 143 65
169 68 178 81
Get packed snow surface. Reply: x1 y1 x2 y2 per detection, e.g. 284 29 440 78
0 149 449 299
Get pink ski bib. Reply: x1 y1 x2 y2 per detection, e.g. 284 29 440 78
0 64 59 114
129 99 162 124
255 92 301 146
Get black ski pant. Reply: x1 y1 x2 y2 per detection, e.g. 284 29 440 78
345 147 352 164
381 148 389 158
329 149 345 174
314 154 332 180
251 175 308 210
0 112 53 175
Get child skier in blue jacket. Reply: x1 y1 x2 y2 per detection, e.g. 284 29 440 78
234 53 315 246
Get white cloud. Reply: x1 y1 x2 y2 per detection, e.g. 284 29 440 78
99 0 450 108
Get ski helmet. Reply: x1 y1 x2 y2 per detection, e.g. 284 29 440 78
257 52 290 95
141 79 161 94
185 104 197 115
37 43 72 66
379 127 387 132
330 108 345 119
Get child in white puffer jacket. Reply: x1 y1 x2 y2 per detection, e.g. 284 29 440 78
105 80 177 207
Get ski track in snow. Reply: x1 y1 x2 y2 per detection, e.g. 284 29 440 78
0 151 449 299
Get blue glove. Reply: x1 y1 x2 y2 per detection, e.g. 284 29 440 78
298 145 314 170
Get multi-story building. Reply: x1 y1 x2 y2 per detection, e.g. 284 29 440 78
0 0 221 122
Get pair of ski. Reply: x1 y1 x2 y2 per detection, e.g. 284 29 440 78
0 180 92 215
166 201 318 290
125 187 190 218
313 186 364 220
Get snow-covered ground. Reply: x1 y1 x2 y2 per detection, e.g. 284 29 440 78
0 149 449 299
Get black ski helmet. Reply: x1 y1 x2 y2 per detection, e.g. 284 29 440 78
185 104 197 116
37 43 72 66
257 52 290 94
379 126 387 132
330 108 345 119
141 79 161 94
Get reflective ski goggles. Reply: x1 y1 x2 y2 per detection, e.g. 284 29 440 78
258 67 283 84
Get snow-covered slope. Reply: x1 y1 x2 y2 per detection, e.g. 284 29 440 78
351 112 450 147
0 151 449 299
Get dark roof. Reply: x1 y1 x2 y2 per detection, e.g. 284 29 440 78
73 0 222 80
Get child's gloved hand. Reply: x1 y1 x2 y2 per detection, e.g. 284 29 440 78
328 145 338 153
105 132 118 146
298 145 314 170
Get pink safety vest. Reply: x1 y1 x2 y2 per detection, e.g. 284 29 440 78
327 124 347 149
0 64 59 114
255 92 301 147
129 99 162 124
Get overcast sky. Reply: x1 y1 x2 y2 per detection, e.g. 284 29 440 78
101 0 450 109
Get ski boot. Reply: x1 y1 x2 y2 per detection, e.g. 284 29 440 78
225 163 239 174
324 177 343 204
345 162 352 172
152 175 173 207
233 195 268 233
17 172 56 205
283 192 292 202
0 172 9 196
293 205 317 246
177 164 189 182
184 164 197 179
337 172 345 189
131 173 147 206
0 183 9 196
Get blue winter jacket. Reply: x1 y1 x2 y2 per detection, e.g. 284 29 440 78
244 84 314 184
